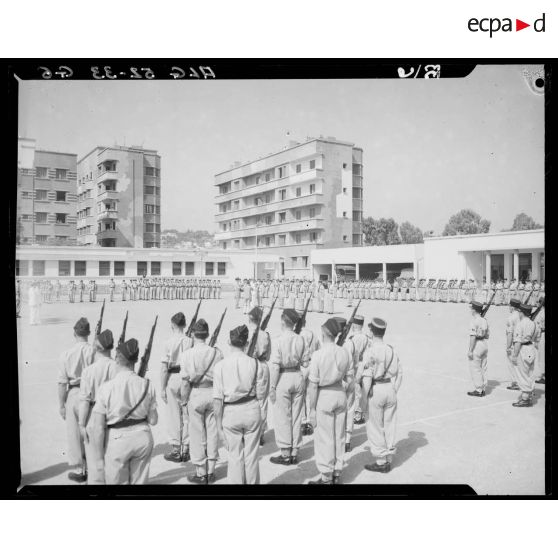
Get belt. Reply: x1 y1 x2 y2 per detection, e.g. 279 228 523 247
168 365 180 374
319 380 343 390
67 384 80 390
372 378 392 385
107 418 147 429
521 341 533 346
280 366 300 373
224 395 256 406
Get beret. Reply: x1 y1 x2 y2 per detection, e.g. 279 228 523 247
248 306 263 322
323 318 343 338
171 312 186 327
230 325 249 346
353 315 364 326
74 317 90 336
510 298 521 308
193 319 209 335
519 303 532 314
471 301 484 312
96 329 114 350
369 317 387 330
118 338 140 363
282 308 299 325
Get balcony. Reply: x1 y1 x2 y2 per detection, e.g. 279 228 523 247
217 218 324 240
97 171 118 183
97 190 119 202
97 209 119 221
96 229 118 240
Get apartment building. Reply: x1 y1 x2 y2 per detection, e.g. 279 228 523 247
17 138 78 245
77 145 161 248
214 137 363 278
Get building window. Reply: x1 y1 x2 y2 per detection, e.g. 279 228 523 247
352 188 361 199
137 261 147 276
56 191 67 202
218 262 226 276
278 166 285 178
279 212 286 223
145 167 155 176
352 163 362 175
150 261 161 275
343 211 347 218
343 188 347 194
35 190 48 201
145 186 155 195
98 261 110 276
16 260 29 276
56 213 67 224
296 187 301 197
352 234 362 245
302 256 308 268
264 215 273 225
352 211 362 222
295 210 301 220
32 260 45 276
310 232 318 242
310 183 316 194
35 212 47 224
114 261 125 276
265 237 271 247
55 169 67 180
342 163 347 170
35 167 48 178
265 173 271 182
172 262 182 276
35 235 48 242
279 189 286 201
234 240 240 249
264 193 272 204
222 242 227 250
205 262 214 276
21 191 33 199
309 207 316 218
309 160 315 170
144 204 160 214
291 257 297 268
55 236 68 243
75 261 87 276
296 164 301 173
21 214 32 221
343 235 348 242
145 223 155 233
185 262 195 275
295 233 301 244
279 235 286 246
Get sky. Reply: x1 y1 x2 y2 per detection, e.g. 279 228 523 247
18 64 545 234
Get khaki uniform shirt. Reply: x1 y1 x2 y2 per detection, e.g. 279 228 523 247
308 343 352 387
470 315 489 339
79 355 117 404
514 317 536 344
361 340 403 382
58 341 95 386
179 343 223 386
269 330 310 376
161 334 193 368
245 326 272 361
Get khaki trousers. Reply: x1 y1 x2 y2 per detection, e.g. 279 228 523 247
65 387 85 469
274 371 304 454
516 344 536 394
223 399 262 484
315 387 347 478
166 373 189 448
188 387 218 475
345 378 356 443
258 362 270 436
366 383 397 464
85 417 105 484
104 425 154 484
468 340 488 391
536 333 545 378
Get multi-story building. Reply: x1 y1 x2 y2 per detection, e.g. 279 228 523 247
17 138 78 245
214 137 363 278
77 145 161 248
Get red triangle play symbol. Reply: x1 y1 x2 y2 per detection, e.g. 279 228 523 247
516 19 530 31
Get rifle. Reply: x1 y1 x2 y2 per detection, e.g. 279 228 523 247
337 299 361 346
95 298 106 337
186 299 202 337
261 297 278 331
294 295 312 335
118 311 129 346
524 290 534 304
480 292 496 318
209 308 227 347
137 315 158 378
530 301 544 322
246 311 262 358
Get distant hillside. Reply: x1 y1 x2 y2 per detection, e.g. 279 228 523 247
162 229 215 248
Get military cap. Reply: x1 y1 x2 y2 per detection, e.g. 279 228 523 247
323 317 343 338
353 315 364 326
519 303 532 315
73 317 90 336
471 301 484 313
282 308 299 326
193 319 209 337
510 298 521 308
230 325 249 346
171 312 186 327
96 329 114 350
538 295 545 305
117 338 140 363
369 317 387 331
248 306 263 322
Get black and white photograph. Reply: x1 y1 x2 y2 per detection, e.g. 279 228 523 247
10 61 548 495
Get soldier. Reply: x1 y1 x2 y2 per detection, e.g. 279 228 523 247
534 296 545 384
213 325 270 484
55 279 62 302
78 329 117 484
495 278 504 306
109 278 116 302
121 279 128 302
69 280 76 303
467 301 489 397
509 277 519 302
90 338 158 484
79 279 85 303
502 278 510 305
28 281 42 325
57 317 95 482
268 309 310 465
505 298 522 391
360 317 403 473
306 317 352 484
510 304 538 407
180 319 224 484
234 278 242 309
217 279 222 299
324 282 334 314
160 312 193 463
243 280 252 314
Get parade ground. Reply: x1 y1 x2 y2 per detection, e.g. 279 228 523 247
16 294 546 494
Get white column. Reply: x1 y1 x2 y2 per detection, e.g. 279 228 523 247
356 263 360 280
503 252 512 280
485 251 491 281
382 262 387 283
531 251 540 280
332 263 337 283
513 251 519 280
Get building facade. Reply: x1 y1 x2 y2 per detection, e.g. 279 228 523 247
17 138 78 245
77 145 161 248
214 137 363 279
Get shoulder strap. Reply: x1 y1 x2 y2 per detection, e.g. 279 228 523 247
192 347 218 387
377 345 395 380
250 358 259 397
121 379 150 422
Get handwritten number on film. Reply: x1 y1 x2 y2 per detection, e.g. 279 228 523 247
397 65 441 79
38 66 73 79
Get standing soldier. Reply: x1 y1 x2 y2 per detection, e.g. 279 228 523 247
495 278 504 306
534 296 545 384
234 278 242 309
268 309 310 465
79 279 85 303
69 280 76 303
510 304 538 407
121 279 128 302
109 277 116 302
325 282 335 315
506 298 522 391
180 319 224 484
78 329 117 484
217 279 222 299
243 280 252 314
306 317 352 484
160 312 193 463
57 318 95 482
213 325 270 484
466 301 489 397
90 338 158 484
360 317 403 473
55 279 61 302
502 278 510 305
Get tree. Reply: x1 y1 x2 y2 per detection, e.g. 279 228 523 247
442 209 490 236
509 212 543 231
400 221 424 244
362 217 401 246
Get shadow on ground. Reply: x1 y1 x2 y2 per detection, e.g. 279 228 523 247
21 462 70 485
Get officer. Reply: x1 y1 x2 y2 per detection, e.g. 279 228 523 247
91 338 158 484
307 317 352 484
57 317 95 482
180 319 223 484
360 317 403 473
160 312 193 463
245 306 272 446
269 309 310 465
534 296 545 384
510 304 537 407
506 298 522 391
213 325 270 484
467 301 489 397
109 278 115 302
78 329 117 484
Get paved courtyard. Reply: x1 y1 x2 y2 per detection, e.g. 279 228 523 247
16 293 546 494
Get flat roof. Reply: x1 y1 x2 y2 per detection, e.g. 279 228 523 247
78 145 159 164
425 228 545 242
